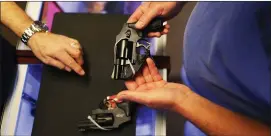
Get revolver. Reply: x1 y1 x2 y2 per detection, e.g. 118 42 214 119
77 95 133 131
111 17 165 80
77 18 165 132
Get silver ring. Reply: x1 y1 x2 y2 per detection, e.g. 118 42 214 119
70 42 79 49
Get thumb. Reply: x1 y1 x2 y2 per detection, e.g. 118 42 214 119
135 9 160 29
127 2 150 24
127 6 144 24
117 90 149 105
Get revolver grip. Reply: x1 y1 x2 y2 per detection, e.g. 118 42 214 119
116 101 132 117
143 17 165 33
128 17 165 36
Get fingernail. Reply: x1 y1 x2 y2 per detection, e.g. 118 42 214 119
136 21 144 29
113 98 123 103
80 70 85 75
66 67 71 72
117 93 127 99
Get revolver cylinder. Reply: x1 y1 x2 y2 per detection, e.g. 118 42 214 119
112 39 135 80
112 17 165 80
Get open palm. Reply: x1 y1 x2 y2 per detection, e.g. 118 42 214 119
117 58 190 111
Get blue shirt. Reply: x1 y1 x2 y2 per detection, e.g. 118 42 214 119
182 2 271 135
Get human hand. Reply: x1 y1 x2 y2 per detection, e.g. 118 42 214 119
28 32 85 76
128 2 184 37
117 58 192 111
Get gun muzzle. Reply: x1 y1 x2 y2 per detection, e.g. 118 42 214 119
111 64 125 80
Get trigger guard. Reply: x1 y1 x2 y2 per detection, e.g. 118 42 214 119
136 39 151 50
136 43 150 51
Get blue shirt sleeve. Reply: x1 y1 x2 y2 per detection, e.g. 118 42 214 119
182 2 271 135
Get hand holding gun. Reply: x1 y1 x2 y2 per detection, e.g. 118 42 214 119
78 17 165 132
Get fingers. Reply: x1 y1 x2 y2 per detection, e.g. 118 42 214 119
31 49 48 64
64 66 72 72
136 84 150 90
125 73 148 91
162 24 170 34
128 2 171 38
64 39 84 74
117 90 149 105
127 5 145 23
29 33 85 75
76 55 84 66
128 2 162 30
142 65 153 83
125 80 139 90
66 43 81 57
66 46 84 66
148 32 162 38
66 40 84 66
147 24 170 37
125 82 149 91
125 59 163 90
135 5 162 29
56 52 85 76
141 59 160 90
146 58 163 81
125 67 151 91
135 73 146 85
45 56 67 70
32 49 70 72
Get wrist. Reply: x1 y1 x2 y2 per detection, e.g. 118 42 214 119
21 21 49 46
18 20 33 36
172 86 194 114
27 32 41 49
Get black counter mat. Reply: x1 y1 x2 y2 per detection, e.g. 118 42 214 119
31 13 136 136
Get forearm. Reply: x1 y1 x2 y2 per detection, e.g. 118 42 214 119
1 2 33 37
174 90 270 136
166 1 187 20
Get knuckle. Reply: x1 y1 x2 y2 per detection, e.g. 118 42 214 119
59 65 65 70
74 40 79 44
47 59 53 65
51 50 62 57
139 5 146 10
42 50 50 56
71 39 79 44
74 66 82 73
153 6 163 15
43 59 49 65
73 51 81 58
79 60 84 65
46 49 60 56
56 47 64 53
68 61 76 67
57 63 65 69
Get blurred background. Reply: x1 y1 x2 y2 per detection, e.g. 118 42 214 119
1 2 196 136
